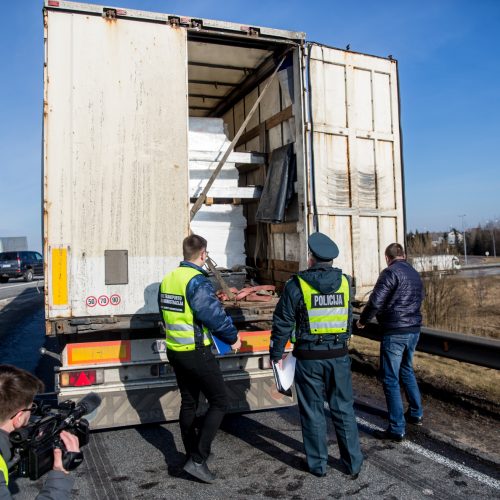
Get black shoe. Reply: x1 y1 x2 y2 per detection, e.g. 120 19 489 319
183 458 216 483
405 412 423 426
350 473 359 480
184 452 214 467
374 429 404 442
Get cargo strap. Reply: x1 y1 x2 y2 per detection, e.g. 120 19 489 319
216 285 275 302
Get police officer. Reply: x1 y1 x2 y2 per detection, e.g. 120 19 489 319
159 234 241 484
270 232 363 479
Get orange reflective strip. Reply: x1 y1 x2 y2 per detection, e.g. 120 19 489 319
51 248 68 306
67 341 131 365
238 331 292 353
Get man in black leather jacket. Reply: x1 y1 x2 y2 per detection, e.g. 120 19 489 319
357 243 424 441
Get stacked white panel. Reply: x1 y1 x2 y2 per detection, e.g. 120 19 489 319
189 117 247 269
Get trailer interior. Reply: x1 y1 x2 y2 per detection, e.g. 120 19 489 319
186 30 305 290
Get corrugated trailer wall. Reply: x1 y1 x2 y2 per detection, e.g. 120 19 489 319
307 45 404 299
43 10 190 323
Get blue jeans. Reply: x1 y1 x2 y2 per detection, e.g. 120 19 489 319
380 332 422 435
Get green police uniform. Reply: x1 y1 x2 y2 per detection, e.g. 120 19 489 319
270 233 363 477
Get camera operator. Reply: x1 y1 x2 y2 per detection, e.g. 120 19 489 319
0 364 79 500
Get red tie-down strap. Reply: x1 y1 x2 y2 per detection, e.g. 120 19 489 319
216 285 276 302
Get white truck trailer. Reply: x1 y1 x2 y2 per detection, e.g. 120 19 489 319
410 255 461 273
43 0 405 428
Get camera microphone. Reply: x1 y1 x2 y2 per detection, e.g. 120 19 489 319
72 392 101 419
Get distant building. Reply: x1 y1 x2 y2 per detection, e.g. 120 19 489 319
0 236 28 252
431 236 445 247
447 231 463 246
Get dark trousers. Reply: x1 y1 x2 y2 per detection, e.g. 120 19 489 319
167 346 228 463
294 356 364 476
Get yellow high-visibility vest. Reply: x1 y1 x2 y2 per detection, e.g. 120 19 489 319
159 267 211 351
297 274 350 334
0 453 8 486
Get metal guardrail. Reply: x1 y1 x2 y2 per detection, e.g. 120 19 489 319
352 316 500 371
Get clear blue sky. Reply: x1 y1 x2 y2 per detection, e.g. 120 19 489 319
1 0 499 251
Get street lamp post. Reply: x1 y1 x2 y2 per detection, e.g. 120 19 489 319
459 214 468 265
487 220 497 258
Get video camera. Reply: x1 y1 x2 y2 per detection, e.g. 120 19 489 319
9 392 101 480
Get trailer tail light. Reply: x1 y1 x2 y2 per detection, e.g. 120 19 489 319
60 369 103 387
48 1 60 6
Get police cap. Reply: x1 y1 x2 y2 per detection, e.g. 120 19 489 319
308 232 339 261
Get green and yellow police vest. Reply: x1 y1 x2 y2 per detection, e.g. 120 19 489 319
159 267 211 351
0 453 8 486
297 274 350 334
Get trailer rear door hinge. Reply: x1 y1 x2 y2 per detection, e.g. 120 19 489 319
240 26 260 37
168 16 181 27
103 8 127 19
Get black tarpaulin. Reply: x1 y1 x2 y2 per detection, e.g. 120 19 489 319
255 143 296 223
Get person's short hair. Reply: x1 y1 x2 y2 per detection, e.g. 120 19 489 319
308 253 333 266
183 234 207 261
385 243 405 260
0 365 44 422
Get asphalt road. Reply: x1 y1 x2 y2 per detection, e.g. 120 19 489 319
0 278 44 301
458 267 500 278
1 297 499 499
10 403 500 499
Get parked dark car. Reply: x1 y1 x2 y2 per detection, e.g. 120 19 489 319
0 251 44 283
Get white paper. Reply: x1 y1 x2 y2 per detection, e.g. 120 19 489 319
276 352 296 390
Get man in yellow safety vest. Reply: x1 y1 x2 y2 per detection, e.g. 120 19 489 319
159 234 241 484
270 232 363 479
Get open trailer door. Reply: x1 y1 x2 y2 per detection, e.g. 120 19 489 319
43 5 189 325
304 43 405 300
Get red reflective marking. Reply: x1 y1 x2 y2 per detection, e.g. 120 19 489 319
70 370 96 387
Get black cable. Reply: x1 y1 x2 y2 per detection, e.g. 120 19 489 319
306 43 319 232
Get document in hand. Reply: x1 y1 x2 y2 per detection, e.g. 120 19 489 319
271 352 296 396
212 335 233 355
